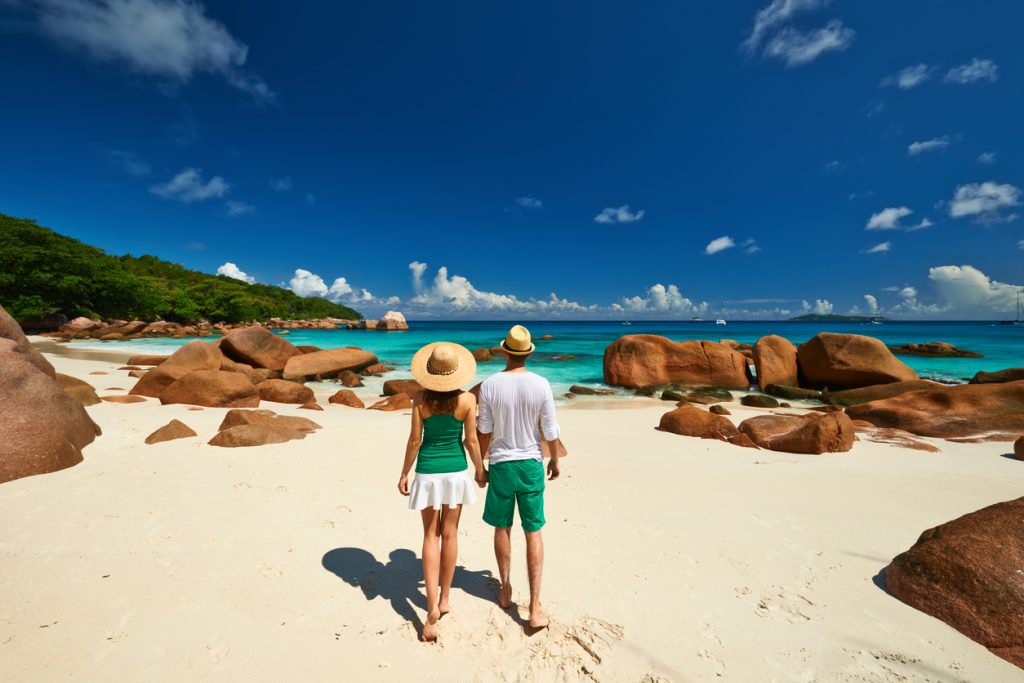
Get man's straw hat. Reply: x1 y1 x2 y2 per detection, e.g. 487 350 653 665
411 342 477 392
500 324 535 356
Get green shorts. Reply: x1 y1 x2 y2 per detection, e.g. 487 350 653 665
483 459 546 532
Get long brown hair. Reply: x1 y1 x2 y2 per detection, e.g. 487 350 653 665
423 389 461 415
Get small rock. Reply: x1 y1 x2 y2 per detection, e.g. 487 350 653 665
145 420 198 445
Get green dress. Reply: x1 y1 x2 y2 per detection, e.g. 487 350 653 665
416 414 467 474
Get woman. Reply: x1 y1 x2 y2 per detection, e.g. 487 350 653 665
398 342 486 642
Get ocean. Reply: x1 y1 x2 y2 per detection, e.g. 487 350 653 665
68 320 1024 395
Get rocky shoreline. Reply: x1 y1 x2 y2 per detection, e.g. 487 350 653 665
28 310 409 340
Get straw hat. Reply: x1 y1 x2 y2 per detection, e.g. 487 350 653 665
500 324 535 355
411 342 477 392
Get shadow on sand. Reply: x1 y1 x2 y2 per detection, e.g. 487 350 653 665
322 548 504 636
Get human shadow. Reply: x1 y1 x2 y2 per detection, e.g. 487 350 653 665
322 547 503 636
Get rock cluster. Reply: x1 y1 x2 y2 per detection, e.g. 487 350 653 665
888 342 982 358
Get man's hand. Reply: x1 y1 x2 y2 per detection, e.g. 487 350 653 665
398 473 410 496
547 458 560 481
475 467 488 488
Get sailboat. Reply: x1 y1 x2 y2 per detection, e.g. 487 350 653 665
715 299 726 326
998 289 1022 326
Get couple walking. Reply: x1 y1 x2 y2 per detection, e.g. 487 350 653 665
397 325 562 642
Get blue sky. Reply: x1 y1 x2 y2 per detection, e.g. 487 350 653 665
1 0 1022 320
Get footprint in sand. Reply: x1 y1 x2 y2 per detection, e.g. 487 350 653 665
233 482 252 490
258 564 283 577
520 615 625 679
336 505 351 513
755 588 815 623
274 485 288 493
322 519 335 529
206 636 230 664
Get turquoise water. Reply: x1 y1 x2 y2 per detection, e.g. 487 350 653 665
71 320 1024 393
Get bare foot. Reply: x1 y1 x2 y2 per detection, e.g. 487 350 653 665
498 582 513 609
528 610 549 630
422 609 440 642
438 598 451 617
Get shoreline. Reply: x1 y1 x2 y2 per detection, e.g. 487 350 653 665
2 347 1022 681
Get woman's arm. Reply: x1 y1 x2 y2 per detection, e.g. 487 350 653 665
461 394 487 487
398 393 424 495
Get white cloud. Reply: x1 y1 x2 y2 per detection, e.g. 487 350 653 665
107 149 150 176
867 206 913 230
908 136 951 156
802 298 833 315
823 160 844 173
1018 240 1024 251
741 238 762 254
863 294 878 315
515 196 542 209
28 0 274 103
705 236 736 255
977 152 997 165
881 63 934 89
742 0 826 53
948 181 1021 224
945 58 999 85
225 200 254 216
907 218 933 231
864 241 892 254
595 205 645 224
409 261 428 291
288 268 377 304
762 21 855 68
150 168 228 203
269 177 292 192
898 286 917 299
216 262 254 284
618 284 707 315
887 265 1021 319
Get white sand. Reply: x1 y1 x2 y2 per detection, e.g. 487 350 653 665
2 349 1024 682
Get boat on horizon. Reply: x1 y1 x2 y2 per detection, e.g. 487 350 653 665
998 290 1022 326
690 316 704 322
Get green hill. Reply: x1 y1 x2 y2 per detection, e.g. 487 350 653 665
788 314 889 323
0 213 361 323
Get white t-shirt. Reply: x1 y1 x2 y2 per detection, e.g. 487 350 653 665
477 371 561 465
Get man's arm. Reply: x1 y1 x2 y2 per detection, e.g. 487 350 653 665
476 385 493 461
540 382 561 480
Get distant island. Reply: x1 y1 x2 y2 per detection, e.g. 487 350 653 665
788 314 890 323
0 214 361 324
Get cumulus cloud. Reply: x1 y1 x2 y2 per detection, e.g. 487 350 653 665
864 241 892 254
800 299 833 315
287 268 377 304
26 0 274 103
225 200 254 216
216 262 254 284
863 294 878 315
908 136 951 156
867 206 913 230
945 58 999 85
948 181 1021 224
107 149 150 176
515 196 542 209
880 63 934 89
762 21 854 68
887 265 1022 319
595 205 644 224
705 236 736 255
977 152 997 165
742 0 825 53
616 284 707 315
899 286 917 299
150 168 228 203
269 177 293 192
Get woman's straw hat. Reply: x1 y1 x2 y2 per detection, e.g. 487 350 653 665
500 324 535 355
411 342 477 392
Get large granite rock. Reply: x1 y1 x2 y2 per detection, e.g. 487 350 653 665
889 342 982 358
159 370 260 408
657 403 757 448
217 409 321 433
129 341 223 398
220 326 302 370
55 373 100 406
369 393 413 411
847 381 1024 439
383 379 423 397
145 420 198 445
0 349 101 484
603 335 752 389
970 368 1024 384
0 304 55 377
1015 437 1024 461
126 354 169 366
738 412 855 454
822 379 943 407
282 347 378 381
884 497 1024 668
376 311 409 330
208 424 306 448
797 333 917 389
329 389 365 409
753 335 798 391
256 379 315 404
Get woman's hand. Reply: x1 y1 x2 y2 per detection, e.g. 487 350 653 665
474 467 488 488
398 473 410 496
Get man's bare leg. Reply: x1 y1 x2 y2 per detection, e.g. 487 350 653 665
494 527 513 608
420 509 441 641
524 529 548 628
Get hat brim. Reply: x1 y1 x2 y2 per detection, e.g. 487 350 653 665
499 340 535 356
410 342 478 392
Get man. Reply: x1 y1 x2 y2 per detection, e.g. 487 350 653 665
477 324 561 629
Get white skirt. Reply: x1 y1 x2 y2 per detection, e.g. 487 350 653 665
408 469 478 510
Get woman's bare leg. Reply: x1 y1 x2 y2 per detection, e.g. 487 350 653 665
420 508 441 641
438 505 463 614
